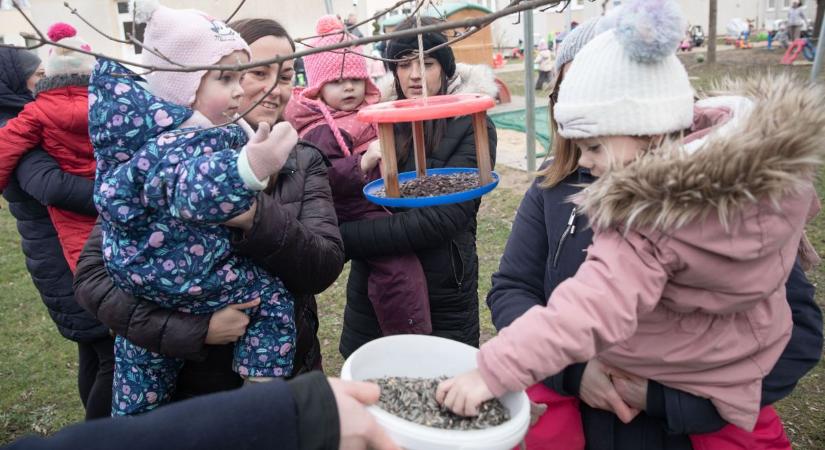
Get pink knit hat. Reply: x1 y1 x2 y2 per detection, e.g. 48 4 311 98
133 0 250 107
303 15 374 98
44 22 96 77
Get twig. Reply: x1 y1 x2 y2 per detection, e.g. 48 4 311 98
295 0 415 43
64 1 130 44
168 61 285 136
225 0 246 23
0 0 565 74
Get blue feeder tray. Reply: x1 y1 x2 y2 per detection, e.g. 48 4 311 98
363 167 499 208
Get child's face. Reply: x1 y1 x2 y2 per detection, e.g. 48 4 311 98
320 78 366 112
574 136 650 178
192 51 249 125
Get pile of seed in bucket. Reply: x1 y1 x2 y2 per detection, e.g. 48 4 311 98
371 376 510 430
374 173 482 198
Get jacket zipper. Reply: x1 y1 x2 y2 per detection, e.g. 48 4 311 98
553 207 577 269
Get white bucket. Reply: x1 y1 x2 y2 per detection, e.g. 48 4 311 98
340 335 530 450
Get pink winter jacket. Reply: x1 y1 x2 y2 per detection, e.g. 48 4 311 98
478 77 825 432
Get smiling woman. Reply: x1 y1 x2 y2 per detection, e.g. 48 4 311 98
73 15 344 415
231 18 297 127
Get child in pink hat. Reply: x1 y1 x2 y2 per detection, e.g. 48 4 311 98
0 22 97 271
89 0 300 416
285 15 432 339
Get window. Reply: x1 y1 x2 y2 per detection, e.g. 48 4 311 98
782 0 791 9
121 21 146 54
117 2 146 57
767 0 776 10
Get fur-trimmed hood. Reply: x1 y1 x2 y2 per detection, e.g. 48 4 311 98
33 73 89 97
576 75 825 235
376 62 498 102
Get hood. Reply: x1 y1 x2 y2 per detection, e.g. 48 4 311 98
377 62 498 102
88 58 193 157
285 80 380 133
0 48 35 111
31 74 90 135
575 74 825 235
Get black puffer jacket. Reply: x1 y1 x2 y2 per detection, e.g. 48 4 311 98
0 47 107 343
339 114 497 357
74 142 344 374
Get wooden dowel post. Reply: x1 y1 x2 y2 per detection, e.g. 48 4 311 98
472 112 493 185
378 123 400 198
412 121 427 178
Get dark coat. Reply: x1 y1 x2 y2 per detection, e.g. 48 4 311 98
5 371 339 450
487 167 824 450
0 48 107 343
74 143 344 378
338 114 497 357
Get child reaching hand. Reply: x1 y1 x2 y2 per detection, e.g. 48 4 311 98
438 0 823 437
89 0 299 415
0 23 98 271
284 16 432 339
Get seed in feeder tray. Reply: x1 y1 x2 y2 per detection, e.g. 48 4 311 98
374 173 483 198
370 376 510 430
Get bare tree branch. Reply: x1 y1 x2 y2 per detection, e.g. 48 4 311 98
0 0 567 75
64 1 130 44
294 0 415 43
225 0 246 23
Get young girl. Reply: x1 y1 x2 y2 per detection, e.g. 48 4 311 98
438 0 823 436
284 15 432 337
89 0 298 415
0 23 97 271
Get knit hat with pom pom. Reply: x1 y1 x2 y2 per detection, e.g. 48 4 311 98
44 22 96 77
553 0 694 139
132 0 250 107
302 15 376 98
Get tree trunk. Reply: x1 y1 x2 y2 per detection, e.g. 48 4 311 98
707 0 717 64
815 0 824 42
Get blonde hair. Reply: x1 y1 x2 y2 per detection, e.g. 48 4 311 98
537 69 579 189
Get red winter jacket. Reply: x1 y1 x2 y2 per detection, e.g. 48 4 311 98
0 74 96 270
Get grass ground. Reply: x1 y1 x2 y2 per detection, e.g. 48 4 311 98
0 48 823 446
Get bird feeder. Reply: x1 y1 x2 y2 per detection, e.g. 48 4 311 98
356 93 499 207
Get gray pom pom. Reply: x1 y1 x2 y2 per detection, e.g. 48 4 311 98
614 0 685 63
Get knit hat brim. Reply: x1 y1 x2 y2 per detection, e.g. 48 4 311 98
555 92 694 138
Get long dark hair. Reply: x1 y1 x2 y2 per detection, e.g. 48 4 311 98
228 18 295 49
388 17 451 166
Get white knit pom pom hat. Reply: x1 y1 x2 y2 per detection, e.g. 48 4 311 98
131 0 250 107
553 0 694 139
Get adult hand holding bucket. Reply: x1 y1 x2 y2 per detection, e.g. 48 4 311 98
340 335 530 450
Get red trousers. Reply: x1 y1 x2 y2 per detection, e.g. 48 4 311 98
516 384 790 450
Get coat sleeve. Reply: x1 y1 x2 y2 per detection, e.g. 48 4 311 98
4 377 314 450
0 103 43 191
487 180 549 331
14 149 97 217
302 126 368 199
231 147 344 295
98 135 255 226
478 229 669 396
339 116 496 259
73 223 211 360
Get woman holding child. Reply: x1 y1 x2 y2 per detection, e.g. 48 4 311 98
333 16 500 357
74 14 343 403
442 4 824 450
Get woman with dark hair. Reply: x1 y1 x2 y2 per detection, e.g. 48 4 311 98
74 18 343 400
0 47 113 420
338 16 499 357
